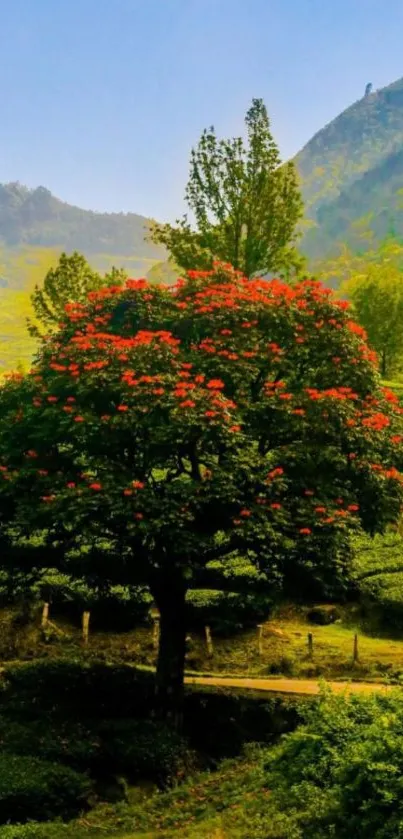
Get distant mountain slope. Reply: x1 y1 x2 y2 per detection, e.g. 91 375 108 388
0 182 164 284
296 76 403 259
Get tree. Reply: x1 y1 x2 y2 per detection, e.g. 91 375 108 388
1 264 403 725
323 237 403 377
27 252 127 338
150 99 304 278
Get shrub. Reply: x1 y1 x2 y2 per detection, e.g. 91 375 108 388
266 688 403 838
186 589 272 635
0 754 90 823
0 661 306 766
0 660 155 720
99 719 196 786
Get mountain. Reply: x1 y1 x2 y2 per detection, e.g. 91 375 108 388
0 182 164 288
296 76 403 260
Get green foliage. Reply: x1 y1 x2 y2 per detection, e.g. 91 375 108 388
150 99 304 277
146 259 181 285
28 252 128 339
186 589 272 634
0 660 305 758
331 239 403 376
0 661 155 720
266 689 403 838
0 753 90 823
296 75 403 260
1 264 403 713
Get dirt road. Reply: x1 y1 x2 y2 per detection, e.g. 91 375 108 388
186 674 392 695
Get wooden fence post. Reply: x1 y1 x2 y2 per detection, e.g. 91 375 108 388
308 632 314 660
152 616 160 652
205 625 214 656
257 624 264 656
82 611 90 645
353 633 359 663
41 602 49 629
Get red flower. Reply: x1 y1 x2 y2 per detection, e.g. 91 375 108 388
228 425 241 433
132 480 145 489
268 467 284 479
66 482 76 489
315 507 326 514
117 405 129 412
207 379 225 390
89 483 102 491
74 416 84 423
304 489 314 496
134 512 144 520
347 504 359 512
299 528 311 535
123 489 133 496
240 509 251 517
271 503 282 510
180 400 196 408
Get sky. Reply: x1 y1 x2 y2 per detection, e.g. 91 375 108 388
1 0 403 221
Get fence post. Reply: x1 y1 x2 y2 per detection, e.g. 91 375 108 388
152 616 160 652
82 611 90 645
257 624 264 656
41 602 49 629
308 632 314 660
205 625 214 656
353 633 359 663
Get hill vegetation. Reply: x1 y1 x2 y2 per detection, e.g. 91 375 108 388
296 76 403 259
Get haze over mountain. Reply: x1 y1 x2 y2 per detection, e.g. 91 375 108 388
0 182 165 288
2 74 403 290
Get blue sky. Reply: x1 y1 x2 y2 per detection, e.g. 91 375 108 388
1 0 403 220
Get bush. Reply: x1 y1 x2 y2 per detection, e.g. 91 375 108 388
265 688 403 838
99 719 196 786
0 754 90 823
184 686 307 760
0 661 306 766
186 589 272 635
0 660 155 720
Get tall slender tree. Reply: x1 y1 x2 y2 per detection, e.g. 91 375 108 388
150 99 304 278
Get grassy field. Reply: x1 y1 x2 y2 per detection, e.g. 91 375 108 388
4 601 403 684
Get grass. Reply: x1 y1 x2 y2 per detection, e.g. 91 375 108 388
4 601 403 684
0 751 272 839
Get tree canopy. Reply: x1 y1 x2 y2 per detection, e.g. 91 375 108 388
27 252 127 339
150 99 304 278
319 236 403 376
1 263 403 722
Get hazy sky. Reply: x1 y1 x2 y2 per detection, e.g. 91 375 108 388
1 0 403 220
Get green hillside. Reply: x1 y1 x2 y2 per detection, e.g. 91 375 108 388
297 76 403 259
0 182 164 288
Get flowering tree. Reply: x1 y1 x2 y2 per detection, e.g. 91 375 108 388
1 264 403 724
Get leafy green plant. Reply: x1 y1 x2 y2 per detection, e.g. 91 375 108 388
266 688 403 838
0 754 90 823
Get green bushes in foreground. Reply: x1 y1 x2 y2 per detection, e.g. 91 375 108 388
6 688 403 837
265 688 403 838
0 755 90 824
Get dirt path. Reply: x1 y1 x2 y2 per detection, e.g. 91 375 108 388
186 674 392 695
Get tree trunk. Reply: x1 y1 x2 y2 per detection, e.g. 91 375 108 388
152 574 187 730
